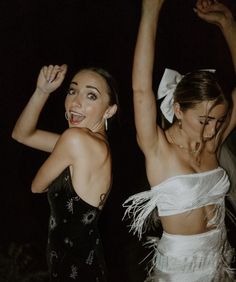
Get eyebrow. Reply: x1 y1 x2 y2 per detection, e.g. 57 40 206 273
70 82 101 95
86 85 101 95
199 115 215 120
199 114 227 120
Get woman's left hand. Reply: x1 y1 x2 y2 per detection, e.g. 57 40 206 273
194 0 234 30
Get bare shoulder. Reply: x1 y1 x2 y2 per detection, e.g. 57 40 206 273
59 128 109 161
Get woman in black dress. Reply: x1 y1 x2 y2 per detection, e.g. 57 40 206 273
12 64 118 281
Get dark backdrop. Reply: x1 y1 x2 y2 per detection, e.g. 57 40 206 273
0 0 236 281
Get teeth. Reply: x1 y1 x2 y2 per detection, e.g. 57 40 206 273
70 111 83 117
69 111 85 123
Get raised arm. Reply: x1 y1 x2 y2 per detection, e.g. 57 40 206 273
195 0 236 140
12 64 67 152
132 0 165 155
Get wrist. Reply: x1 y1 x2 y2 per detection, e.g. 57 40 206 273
142 7 161 19
35 87 51 96
220 15 236 33
142 2 163 19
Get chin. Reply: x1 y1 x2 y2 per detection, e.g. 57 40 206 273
69 123 81 128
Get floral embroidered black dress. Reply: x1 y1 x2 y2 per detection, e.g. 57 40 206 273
47 167 107 282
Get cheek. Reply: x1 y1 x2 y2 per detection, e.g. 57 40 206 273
64 96 71 109
88 101 106 114
185 118 202 133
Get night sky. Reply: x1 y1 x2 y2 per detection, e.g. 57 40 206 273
1 0 236 281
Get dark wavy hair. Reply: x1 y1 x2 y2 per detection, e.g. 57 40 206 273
174 70 228 111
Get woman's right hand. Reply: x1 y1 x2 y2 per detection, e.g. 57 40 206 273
36 64 68 95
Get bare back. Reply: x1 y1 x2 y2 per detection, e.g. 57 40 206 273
69 131 112 209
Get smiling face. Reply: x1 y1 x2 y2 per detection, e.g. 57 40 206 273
65 70 117 131
175 100 228 142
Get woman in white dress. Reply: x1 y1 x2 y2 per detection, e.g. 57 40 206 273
123 0 236 280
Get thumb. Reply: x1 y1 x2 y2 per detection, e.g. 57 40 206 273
60 64 68 74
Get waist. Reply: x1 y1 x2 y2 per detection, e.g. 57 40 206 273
159 227 226 255
160 204 225 235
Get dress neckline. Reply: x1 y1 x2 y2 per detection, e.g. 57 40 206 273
151 167 223 191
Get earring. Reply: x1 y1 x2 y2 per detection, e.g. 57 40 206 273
65 112 68 120
178 119 182 129
105 118 108 131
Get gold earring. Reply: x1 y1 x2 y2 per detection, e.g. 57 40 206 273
178 119 182 129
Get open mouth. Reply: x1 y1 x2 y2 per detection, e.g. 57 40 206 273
69 111 85 124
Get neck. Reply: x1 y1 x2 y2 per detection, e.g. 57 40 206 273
168 124 201 155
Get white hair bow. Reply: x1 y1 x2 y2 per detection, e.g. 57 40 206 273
157 68 216 123
157 68 183 123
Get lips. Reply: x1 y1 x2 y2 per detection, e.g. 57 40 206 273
203 135 214 141
69 111 85 125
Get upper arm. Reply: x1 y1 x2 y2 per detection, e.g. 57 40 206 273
12 129 60 153
132 4 164 156
31 128 81 193
222 88 236 142
133 88 161 155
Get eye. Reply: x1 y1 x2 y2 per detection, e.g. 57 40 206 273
87 92 97 100
218 118 226 123
199 120 209 125
67 88 75 95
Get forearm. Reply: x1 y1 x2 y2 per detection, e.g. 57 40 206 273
221 19 236 74
12 88 50 143
132 2 163 93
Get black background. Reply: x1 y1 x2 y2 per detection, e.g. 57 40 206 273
1 0 236 281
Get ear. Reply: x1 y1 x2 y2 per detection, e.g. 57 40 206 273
104 104 117 119
173 102 183 120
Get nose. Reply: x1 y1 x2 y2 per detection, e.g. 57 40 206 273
72 93 82 107
205 122 217 138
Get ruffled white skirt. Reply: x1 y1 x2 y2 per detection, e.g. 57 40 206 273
145 226 235 282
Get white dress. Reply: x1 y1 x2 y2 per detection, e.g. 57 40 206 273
123 167 235 281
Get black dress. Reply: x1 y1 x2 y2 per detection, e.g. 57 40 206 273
47 167 107 282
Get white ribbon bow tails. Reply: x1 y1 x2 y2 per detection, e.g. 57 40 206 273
157 68 216 123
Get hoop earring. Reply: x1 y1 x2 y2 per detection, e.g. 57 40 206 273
105 118 108 131
65 112 69 120
178 119 182 129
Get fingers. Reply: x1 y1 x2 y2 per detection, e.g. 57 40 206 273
195 0 224 13
195 0 211 13
54 64 68 82
41 64 67 83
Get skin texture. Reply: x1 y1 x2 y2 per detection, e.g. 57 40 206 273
12 65 117 208
132 0 236 235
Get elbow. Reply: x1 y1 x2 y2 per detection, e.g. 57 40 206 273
31 184 40 193
11 129 19 141
132 78 152 95
11 128 24 144
31 181 47 193
132 85 146 94
132 86 152 97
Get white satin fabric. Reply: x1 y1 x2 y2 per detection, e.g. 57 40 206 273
123 167 229 239
157 69 183 123
123 167 235 281
145 228 234 281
